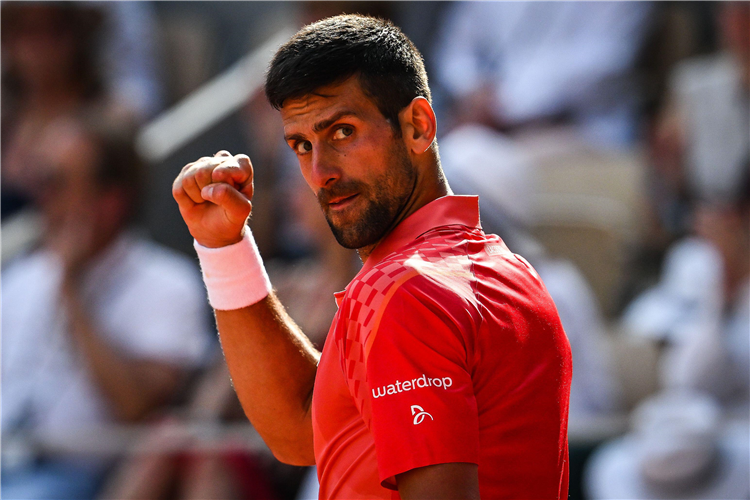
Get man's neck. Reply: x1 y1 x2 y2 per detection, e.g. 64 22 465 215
357 168 450 263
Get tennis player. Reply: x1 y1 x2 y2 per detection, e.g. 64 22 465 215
173 15 572 500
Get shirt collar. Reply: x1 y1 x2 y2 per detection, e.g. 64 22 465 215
366 194 481 269
333 195 480 308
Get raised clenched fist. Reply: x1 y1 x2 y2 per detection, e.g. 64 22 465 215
172 151 254 248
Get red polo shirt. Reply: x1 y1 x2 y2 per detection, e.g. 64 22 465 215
312 195 572 499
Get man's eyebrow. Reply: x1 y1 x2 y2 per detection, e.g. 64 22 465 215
313 110 358 133
284 110 359 143
284 132 305 143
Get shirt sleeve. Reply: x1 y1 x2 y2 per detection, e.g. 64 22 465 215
363 275 480 489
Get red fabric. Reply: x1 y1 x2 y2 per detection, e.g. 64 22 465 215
312 196 572 499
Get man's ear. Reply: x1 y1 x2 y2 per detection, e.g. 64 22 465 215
400 97 437 155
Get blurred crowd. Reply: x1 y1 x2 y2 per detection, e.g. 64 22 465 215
1 2 747 499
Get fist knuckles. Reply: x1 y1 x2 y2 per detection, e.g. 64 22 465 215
172 151 255 248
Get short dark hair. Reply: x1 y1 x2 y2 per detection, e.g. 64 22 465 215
265 15 431 133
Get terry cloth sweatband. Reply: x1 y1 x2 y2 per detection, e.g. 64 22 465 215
194 229 272 310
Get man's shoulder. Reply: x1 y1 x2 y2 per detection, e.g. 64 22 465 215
340 227 480 331
346 225 560 324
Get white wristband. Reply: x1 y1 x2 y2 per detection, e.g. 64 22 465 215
194 229 272 310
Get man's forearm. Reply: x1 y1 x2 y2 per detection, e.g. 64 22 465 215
215 292 319 465
171 153 319 464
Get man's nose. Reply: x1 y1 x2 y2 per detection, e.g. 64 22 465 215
309 147 341 189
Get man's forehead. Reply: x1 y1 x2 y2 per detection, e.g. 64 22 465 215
281 91 339 115
280 78 373 121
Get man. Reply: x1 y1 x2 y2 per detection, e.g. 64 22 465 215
2 118 209 500
173 15 572 499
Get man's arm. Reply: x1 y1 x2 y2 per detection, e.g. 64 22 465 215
172 151 318 465
215 295 318 464
397 463 480 500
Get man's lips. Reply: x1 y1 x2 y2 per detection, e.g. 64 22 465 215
327 193 359 210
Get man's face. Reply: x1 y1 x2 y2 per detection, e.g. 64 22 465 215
280 77 416 249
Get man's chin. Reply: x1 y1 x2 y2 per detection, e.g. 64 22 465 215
324 196 398 249
328 224 368 249
327 219 381 250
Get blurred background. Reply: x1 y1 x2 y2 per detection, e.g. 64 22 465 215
1 2 748 499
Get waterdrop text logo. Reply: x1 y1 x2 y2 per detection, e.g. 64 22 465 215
411 405 433 425
371 374 453 399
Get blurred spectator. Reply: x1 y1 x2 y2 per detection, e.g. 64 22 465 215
440 124 622 419
586 6 750 496
1 118 209 500
97 359 279 500
1 2 104 218
624 176 750 412
1 1 163 222
644 2 749 250
433 2 653 147
585 390 749 500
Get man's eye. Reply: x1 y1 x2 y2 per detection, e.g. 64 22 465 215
332 126 353 140
294 141 312 154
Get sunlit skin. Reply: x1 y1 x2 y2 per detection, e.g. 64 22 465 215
280 76 448 261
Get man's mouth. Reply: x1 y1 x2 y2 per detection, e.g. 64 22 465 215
327 193 359 210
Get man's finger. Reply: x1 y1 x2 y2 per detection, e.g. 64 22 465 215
192 164 214 191
182 171 206 204
234 155 255 197
172 176 197 209
234 154 253 173
215 150 232 157
212 159 243 185
201 183 252 225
